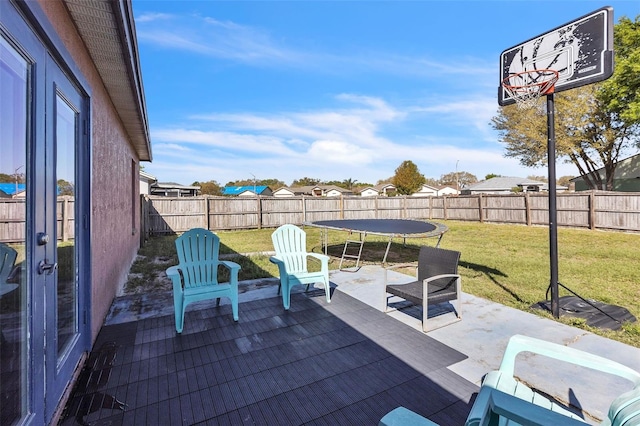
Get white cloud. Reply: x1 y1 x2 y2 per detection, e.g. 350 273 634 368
135 11 492 77
308 140 374 164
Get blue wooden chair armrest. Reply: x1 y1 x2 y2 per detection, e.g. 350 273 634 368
219 260 241 278
166 265 183 292
307 252 329 266
482 335 640 426
378 407 438 426
465 387 589 426
498 335 640 386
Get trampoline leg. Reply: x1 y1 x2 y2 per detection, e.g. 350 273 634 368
382 237 393 265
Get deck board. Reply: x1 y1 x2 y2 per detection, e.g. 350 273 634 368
61 290 477 425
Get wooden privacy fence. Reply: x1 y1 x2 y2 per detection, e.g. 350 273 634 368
2 193 639 243
140 192 640 238
0 196 74 244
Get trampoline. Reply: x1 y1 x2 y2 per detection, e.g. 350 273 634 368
304 219 448 269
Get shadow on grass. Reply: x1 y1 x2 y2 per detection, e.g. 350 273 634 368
323 241 422 265
459 260 525 304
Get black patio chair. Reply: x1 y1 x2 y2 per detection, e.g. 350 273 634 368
384 245 461 332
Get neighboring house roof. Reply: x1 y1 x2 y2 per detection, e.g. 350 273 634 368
464 177 546 192
437 186 459 195
0 183 26 197
154 182 199 190
139 170 156 183
150 182 200 197
272 187 296 196
273 185 354 196
374 183 395 191
322 185 353 195
63 0 152 161
359 183 396 196
411 184 439 196
290 185 324 195
223 185 270 196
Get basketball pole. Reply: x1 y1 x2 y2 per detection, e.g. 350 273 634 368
546 93 560 319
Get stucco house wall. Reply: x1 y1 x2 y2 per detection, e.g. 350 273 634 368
39 1 147 339
411 185 438 196
437 186 459 196
571 154 640 192
360 188 379 197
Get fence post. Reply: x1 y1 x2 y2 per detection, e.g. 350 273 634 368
524 192 531 226
589 191 595 229
302 196 306 223
257 196 262 229
443 196 448 220
403 196 407 219
478 194 484 222
139 194 148 244
60 197 68 242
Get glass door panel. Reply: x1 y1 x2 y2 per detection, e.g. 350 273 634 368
0 36 29 425
55 94 78 357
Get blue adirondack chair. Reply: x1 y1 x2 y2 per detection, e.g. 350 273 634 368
166 228 240 333
379 334 640 426
474 334 640 426
270 224 331 310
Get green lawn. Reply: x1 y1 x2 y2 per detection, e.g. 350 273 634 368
138 221 640 347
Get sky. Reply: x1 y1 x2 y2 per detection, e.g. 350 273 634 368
132 1 640 188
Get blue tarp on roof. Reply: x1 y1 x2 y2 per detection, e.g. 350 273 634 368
0 183 26 196
223 185 268 195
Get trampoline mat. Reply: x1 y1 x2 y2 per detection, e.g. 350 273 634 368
531 295 637 331
309 219 446 236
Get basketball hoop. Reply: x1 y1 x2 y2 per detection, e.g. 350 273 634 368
502 69 560 109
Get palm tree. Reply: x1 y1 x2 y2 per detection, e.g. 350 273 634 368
342 178 358 190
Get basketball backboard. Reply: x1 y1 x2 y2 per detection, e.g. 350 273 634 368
498 6 614 106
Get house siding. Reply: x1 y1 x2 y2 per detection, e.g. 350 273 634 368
39 0 142 339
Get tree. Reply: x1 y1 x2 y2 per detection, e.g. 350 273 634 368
57 179 74 196
493 84 638 190
260 178 286 189
527 175 548 183
557 175 575 187
291 177 321 187
491 16 640 191
342 178 358 190
391 160 425 195
599 16 640 126
196 180 223 195
485 173 500 180
440 171 478 188
424 177 439 187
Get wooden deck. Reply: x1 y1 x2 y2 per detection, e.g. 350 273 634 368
60 289 478 425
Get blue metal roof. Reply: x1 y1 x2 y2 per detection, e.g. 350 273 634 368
222 185 268 195
0 183 26 196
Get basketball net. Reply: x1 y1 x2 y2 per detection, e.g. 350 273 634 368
502 69 560 109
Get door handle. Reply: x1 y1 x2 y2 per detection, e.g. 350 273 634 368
38 260 58 275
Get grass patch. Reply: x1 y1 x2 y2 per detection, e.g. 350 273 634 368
133 221 640 348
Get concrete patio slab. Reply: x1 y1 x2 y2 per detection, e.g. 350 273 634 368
331 265 640 423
